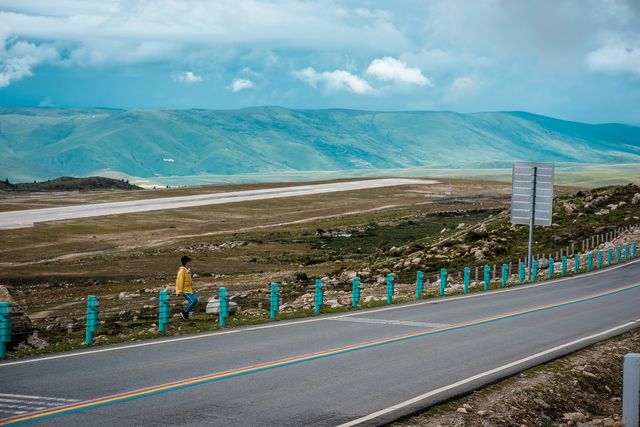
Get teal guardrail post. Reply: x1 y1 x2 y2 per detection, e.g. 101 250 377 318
219 287 229 327
270 283 280 320
386 273 395 304
351 277 361 308
574 254 580 274
531 259 538 282
314 279 324 315
416 271 424 300
0 302 11 359
483 265 490 291
561 256 567 277
548 257 555 279
587 252 593 272
633 242 637 258
501 263 508 288
85 295 99 345
597 250 603 269
624 243 630 261
439 268 447 297
616 245 622 263
519 261 525 284
463 267 470 293
158 290 170 332
608 248 613 266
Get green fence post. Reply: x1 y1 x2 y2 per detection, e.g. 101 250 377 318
624 243 630 261
439 268 447 297
548 257 555 279
483 265 490 291
386 274 395 304
314 279 324 315
519 261 525 284
607 248 613 266
531 259 538 282
587 252 593 272
219 287 229 327
574 254 580 274
416 271 424 300
500 263 508 287
158 290 170 332
270 283 280 320
0 302 11 359
463 267 471 294
597 250 603 269
616 245 622 263
85 295 99 345
633 242 637 258
351 277 361 308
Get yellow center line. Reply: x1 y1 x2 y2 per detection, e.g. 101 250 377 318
2 281 639 426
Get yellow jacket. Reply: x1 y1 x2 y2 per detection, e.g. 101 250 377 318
175 266 193 294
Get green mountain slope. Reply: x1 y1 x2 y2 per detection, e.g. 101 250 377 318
0 107 638 182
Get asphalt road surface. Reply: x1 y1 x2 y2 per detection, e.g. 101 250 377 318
1 259 639 426
0 178 435 229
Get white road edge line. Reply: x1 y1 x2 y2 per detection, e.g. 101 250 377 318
1 257 638 367
335 319 640 427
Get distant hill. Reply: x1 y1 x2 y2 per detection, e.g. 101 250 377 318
0 176 141 192
0 107 639 182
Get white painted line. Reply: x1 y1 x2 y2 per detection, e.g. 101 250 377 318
329 317 451 329
0 398 59 407
0 394 78 403
0 403 46 411
2 257 638 367
336 319 640 427
0 410 27 415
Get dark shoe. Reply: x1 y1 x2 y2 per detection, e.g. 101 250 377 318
180 311 189 320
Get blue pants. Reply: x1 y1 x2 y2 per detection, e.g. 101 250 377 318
182 293 199 313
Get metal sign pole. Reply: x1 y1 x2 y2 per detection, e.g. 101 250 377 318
527 167 537 281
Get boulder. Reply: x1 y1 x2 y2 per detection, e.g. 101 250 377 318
205 298 239 314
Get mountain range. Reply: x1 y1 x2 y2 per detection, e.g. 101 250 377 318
1 106 639 183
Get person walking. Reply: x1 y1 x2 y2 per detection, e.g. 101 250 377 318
176 255 198 320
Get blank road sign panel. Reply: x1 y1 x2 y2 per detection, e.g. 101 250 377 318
511 162 554 226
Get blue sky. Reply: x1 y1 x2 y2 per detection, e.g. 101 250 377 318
0 0 639 123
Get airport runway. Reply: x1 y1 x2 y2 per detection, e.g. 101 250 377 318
0 178 435 229
1 259 639 426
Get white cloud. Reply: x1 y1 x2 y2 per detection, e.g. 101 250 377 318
174 71 202 84
293 67 374 95
586 36 640 76
365 57 431 86
0 39 59 88
231 78 254 92
444 76 480 102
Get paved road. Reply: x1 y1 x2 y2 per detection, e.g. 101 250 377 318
0 179 434 229
1 260 639 426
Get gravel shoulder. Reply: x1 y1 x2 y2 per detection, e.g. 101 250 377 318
393 328 640 427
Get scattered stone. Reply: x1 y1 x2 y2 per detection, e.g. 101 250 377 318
205 298 239 314
456 407 468 414
27 332 48 349
282 271 308 283
534 398 550 409
477 410 487 416
564 412 587 423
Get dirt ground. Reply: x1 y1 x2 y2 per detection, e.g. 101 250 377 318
394 328 640 427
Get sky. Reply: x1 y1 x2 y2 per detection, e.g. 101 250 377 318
0 0 639 123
